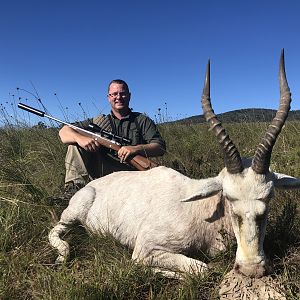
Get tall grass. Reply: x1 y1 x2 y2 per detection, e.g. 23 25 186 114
1 117 300 299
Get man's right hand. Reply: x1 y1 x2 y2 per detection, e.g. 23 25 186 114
75 135 101 152
59 125 101 152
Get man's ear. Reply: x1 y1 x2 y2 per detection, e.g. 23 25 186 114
181 177 223 202
273 172 300 189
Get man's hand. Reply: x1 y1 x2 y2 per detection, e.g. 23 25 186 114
76 135 101 152
118 145 139 163
118 142 165 163
59 125 102 152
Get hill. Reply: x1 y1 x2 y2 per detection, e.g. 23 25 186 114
175 108 300 124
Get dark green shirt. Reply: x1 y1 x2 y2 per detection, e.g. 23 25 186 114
78 111 166 149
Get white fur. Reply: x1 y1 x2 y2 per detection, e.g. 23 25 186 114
49 164 300 277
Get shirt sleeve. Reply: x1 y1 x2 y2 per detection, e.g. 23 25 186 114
138 114 166 150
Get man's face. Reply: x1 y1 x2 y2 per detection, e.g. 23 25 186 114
107 83 131 113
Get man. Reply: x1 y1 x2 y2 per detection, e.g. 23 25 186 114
59 79 166 197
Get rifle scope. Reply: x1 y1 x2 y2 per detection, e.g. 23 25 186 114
88 123 132 145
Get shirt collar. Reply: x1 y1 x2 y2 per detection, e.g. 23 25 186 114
110 110 133 120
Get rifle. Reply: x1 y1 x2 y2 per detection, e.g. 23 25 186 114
18 103 158 171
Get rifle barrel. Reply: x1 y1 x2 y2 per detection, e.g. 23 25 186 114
18 103 45 117
17 103 121 146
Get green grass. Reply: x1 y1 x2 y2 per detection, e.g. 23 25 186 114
1 120 300 299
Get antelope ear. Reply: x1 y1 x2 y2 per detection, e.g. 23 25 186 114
181 177 223 202
273 172 300 189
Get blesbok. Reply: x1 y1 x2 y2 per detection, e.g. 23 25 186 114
49 50 300 278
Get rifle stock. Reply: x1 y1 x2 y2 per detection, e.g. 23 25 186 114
18 103 158 171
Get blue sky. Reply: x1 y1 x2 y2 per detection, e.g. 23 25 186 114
1 0 300 124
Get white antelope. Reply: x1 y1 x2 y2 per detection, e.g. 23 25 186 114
49 50 300 278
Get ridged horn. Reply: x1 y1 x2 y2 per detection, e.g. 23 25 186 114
251 49 292 174
202 60 243 174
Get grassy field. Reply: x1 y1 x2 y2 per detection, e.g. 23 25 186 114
1 120 300 299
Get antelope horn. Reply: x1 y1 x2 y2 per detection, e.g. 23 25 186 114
202 60 243 174
252 49 292 174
